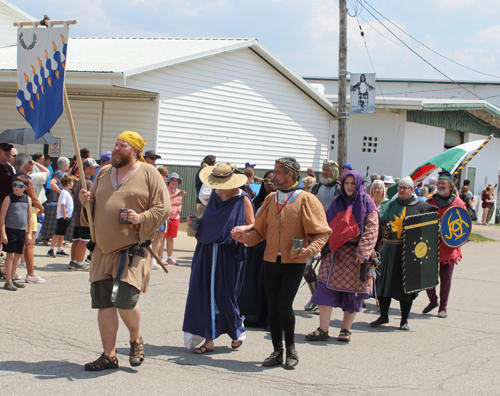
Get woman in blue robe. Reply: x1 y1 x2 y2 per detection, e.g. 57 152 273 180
183 164 254 354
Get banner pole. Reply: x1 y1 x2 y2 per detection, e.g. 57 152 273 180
452 134 493 176
63 85 95 242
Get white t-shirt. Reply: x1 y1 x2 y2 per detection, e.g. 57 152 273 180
198 183 213 205
30 171 47 204
57 189 74 219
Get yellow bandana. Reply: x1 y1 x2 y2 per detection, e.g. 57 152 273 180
117 131 147 163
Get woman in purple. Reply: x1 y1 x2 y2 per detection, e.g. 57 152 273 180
306 170 378 343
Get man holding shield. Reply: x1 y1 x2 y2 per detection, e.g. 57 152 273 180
370 176 437 331
79 131 170 371
423 171 467 318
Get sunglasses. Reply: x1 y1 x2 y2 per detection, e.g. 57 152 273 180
13 182 25 189
262 178 274 183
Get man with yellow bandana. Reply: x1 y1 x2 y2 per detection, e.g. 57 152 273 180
370 176 437 331
79 131 170 371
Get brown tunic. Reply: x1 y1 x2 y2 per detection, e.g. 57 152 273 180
82 163 170 292
247 191 331 263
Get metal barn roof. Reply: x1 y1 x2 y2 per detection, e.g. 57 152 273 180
0 37 336 117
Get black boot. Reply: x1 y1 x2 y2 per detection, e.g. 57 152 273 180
370 297 390 326
369 316 389 327
285 345 299 369
399 300 412 331
262 349 284 367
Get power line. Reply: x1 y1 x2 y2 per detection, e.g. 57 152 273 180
359 14 405 48
357 2 484 100
347 0 362 17
361 0 500 80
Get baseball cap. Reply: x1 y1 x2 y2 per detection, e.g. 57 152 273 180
144 150 161 159
342 163 352 170
101 151 112 162
245 162 256 168
82 158 99 168
428 177 437 183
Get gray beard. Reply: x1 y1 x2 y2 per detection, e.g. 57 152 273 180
321 176 333 185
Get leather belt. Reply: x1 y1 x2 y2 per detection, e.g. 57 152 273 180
382 238 403 245
111 248 134 303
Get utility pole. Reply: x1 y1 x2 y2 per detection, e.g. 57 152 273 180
337 0 347 167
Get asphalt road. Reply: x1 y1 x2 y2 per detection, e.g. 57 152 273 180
1 223 499 396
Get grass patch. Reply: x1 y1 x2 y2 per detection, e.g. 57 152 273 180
469 233 497 243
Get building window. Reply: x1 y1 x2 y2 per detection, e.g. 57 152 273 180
444 129 464 149
362 136 378 153
331 135 335 151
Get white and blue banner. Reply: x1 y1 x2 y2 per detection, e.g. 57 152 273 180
16 26 69 140
349 73 376 114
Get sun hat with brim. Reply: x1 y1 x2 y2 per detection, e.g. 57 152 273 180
167 172 182 185
199 164 248 190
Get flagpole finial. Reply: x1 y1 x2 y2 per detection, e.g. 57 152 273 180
40 15 50 27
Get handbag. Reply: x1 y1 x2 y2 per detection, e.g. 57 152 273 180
461 194 477 221
467 207 477 221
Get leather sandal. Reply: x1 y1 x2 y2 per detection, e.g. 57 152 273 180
84 353 119 371
338 329 351 343
129 336 145 367
231 340 243 349
305 327 330 341
193 345 214 354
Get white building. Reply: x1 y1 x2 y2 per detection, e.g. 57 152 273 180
305 77 500 221
0 1 336 215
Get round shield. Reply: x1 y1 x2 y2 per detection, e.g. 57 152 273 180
440 205 472 248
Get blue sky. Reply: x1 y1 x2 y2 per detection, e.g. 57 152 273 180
12 0 500 81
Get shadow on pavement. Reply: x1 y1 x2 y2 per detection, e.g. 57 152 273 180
0 360 137 380
118 344 268 373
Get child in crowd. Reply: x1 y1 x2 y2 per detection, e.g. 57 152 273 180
47 175 75 258
0 175 32 291
165 173 185 265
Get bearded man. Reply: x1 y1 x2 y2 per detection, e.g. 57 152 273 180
303 160 342 311
310 160 342 211
370 176 437 331
423 171 466 318
79 131 170 371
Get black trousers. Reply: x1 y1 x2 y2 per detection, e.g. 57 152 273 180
378 296 413 324
264 257 306 350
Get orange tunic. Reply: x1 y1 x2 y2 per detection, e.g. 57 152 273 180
247 191 331 264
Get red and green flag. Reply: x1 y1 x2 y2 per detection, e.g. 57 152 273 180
388 137 492 198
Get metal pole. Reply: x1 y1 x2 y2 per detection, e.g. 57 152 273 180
338 0 348 167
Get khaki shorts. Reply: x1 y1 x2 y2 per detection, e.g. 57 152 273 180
90 278 140 310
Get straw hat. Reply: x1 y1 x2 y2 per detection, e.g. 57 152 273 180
199 164 248 190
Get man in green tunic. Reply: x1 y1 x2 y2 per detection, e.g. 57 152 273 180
370 176 437 331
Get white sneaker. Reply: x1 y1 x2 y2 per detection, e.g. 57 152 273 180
437 311 447 318
151 259 161 270
18 261 27 268
26 274 46 284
